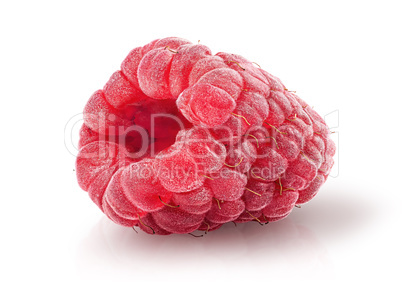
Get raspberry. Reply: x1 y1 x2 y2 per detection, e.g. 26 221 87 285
76 37 336 235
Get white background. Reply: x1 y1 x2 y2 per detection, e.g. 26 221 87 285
1 0 401 288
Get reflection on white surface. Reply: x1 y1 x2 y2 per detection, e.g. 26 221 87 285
75 187 378 281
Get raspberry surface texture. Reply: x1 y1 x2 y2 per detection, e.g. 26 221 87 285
76 37 336 235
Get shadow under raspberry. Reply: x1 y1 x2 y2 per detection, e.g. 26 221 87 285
75 184 379 280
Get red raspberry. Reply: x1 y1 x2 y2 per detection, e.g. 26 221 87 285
76 37 336 235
